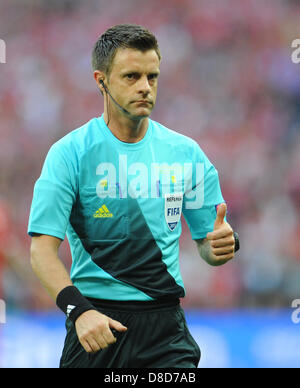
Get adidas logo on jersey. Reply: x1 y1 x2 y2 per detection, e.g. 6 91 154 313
93 204 114 218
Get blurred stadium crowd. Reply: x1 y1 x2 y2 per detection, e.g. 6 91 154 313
1 0 300 311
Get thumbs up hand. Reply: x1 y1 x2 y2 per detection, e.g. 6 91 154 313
206 203 235 264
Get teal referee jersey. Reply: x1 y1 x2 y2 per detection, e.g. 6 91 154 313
28 115 225 301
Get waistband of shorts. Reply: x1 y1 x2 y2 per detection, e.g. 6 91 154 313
85 296 180 312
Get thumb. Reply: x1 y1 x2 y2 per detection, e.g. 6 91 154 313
108 317 127 332
214 203 227 229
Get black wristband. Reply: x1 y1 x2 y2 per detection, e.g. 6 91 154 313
233 232 240 252
56 286 95 324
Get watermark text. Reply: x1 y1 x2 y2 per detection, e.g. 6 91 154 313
291 299 300 324
0 299 6 324
291 39 300 64
0 39 6 64
94 156 205 209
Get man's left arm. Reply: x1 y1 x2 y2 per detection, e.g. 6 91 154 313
195 203 236 266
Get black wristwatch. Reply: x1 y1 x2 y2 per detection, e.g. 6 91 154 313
233 232 240 253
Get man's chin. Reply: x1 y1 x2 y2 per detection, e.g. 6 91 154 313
129 108 152 120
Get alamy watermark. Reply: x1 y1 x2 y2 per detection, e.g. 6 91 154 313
291 299 300 324
94 156 205 209
291 39 300 64
0 299 6 324
0 39 6 64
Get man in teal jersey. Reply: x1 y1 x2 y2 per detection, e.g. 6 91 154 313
28 24 238 368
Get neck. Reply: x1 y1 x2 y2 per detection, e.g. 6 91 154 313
103 108 149 144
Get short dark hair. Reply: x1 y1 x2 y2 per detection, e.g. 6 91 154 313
92 24 161 76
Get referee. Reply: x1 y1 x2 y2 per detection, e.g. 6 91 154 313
28 24 239 368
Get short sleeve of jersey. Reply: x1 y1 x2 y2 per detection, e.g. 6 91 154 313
27 143 77 240
182 143 225 240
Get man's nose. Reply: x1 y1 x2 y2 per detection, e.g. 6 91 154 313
138 75 151 94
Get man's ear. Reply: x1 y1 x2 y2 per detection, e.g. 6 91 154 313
93 70 106 94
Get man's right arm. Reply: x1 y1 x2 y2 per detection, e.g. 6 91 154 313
30 234 72 299
30 234 127 353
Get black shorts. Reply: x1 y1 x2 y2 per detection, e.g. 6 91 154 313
59 298 201 368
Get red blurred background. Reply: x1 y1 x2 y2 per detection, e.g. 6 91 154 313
1 0 300 312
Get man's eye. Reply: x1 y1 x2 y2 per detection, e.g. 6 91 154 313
148 74 158 80
126 74 134 79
